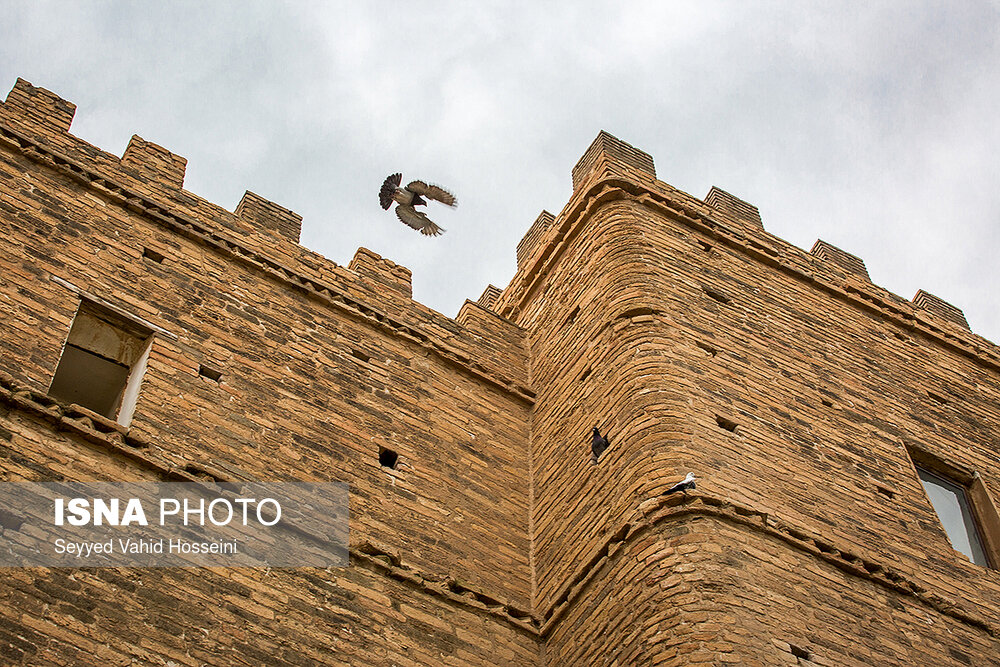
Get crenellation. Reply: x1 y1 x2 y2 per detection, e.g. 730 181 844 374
120 134 187 189
810 238 870 280
347 246 413 299
516 210 555 270
913 289 970 330
704 185 763 229
234 189 303 243
0 78 76 136
456 298 527 373
477 284 503 310
570 130 655 190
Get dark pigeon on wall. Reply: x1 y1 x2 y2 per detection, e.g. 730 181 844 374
591 427 609 464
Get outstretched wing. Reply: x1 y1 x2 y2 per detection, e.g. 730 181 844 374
379 173 402 210
407 180 457 207
396 205 445 236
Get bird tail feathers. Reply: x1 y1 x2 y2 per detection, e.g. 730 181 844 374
420 222 445 236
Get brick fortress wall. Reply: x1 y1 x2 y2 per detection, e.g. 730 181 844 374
1 78 999 665
500 133 1000 664
0 78 537 666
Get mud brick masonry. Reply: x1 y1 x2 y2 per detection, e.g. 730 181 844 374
0 77 998 665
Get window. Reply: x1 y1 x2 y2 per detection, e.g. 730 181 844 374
906 445 1000 569
48 301 153 426
917 467 990 567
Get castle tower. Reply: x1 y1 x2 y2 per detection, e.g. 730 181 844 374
1 79 998 665
502 131 1000 664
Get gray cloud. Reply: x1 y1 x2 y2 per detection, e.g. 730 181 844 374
2 1 997 342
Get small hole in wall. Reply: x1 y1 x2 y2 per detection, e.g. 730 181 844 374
0 508 24 532
351 349 371 364
695 341 718 357
697 240 713 252
876 485 896 500
893 331 909 342
142 247 165 263
703 286 731 305
821 398 834 408
378 447 399 470
198 365 222 382
184 463 221 483
715 415 738 432
565 306 580 326
927 391 949 405
580 367 592 382
789 644 811 661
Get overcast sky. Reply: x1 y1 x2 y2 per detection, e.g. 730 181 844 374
3 2 998 344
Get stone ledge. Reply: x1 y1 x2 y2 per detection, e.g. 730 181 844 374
539 490 998 640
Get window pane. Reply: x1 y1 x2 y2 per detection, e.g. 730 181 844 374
918 468 989 567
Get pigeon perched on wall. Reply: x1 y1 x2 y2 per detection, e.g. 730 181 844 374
591 427 609 464
666 472 696 495
379 173 457 236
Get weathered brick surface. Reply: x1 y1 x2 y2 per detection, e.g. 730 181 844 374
0 79 536 665
547 511 1000 665
2 79 999 665
499 135 1000 663
704 185 763 230
913 289 970 330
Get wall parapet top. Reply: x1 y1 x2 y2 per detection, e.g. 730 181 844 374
0 93 532 403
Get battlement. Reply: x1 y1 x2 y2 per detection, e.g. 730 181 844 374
810 239 870 281
236 190 303 243
347 247 413 299
516 210 555 270
703 185 763 229
913 289 970 330
571 130 656 189
0 78 76 135
477 284 503 310
0 78 312 251
0 77 532 402
121 134 187 189
509 129 992 355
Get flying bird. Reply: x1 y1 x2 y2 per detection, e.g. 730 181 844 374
666 472 696 495
379 173 457 236
591 427 609 464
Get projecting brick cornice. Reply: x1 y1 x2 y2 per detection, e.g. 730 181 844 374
502 176 1000 376
0 370 189 479
0 121 535 405
540 492 999 640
